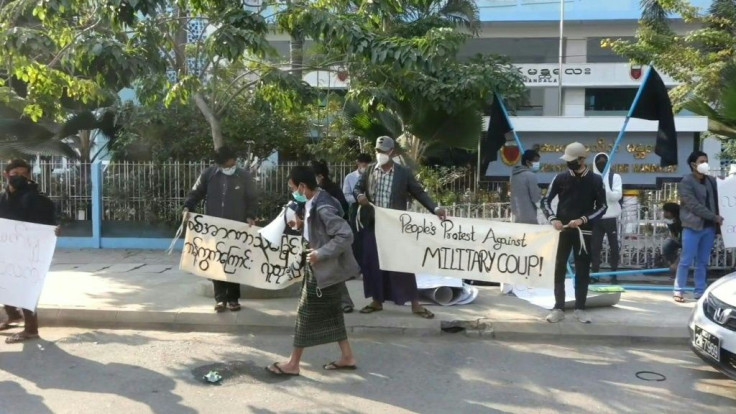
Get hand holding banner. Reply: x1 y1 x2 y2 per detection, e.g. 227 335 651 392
373 207 559 288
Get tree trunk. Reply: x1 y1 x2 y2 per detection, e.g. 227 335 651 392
194 92 224 149
290 32 304 80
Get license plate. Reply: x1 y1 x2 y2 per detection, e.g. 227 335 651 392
693 325 721 362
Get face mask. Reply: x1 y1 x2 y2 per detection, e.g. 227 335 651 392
566 160 581 171
696 162 710 175
376 153 390 166
9 175 29 191
358 167 366 174
221 166 236 176
292 189 308 203
664 218 674 225
531 162 541 172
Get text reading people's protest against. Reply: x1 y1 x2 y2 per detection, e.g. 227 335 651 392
373 207 559 288
0 219 57 310
179 213 305 290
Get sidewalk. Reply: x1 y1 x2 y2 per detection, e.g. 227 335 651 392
34 249 696 341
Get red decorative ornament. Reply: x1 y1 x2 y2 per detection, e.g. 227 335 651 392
500 143 521 166
336 68 349 82
630 64 643 81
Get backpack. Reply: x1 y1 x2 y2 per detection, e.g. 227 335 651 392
607 173 624 208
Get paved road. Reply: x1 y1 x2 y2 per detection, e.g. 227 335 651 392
0 328 734 414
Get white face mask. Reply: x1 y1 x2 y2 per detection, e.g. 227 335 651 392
376 153 391 166
696 162 710 175
358 167 366 174
531 162 541 172
664 218 674 225
221 166 237 176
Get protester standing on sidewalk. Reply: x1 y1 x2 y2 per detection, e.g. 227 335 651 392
591 153 623 284
354 136 446 319
541 142 607 324
662 202 682 273
510 149 542 225
310 159 355 314
674 151 722 302
184 146 258 313
0 159 57 344
343 153 372 263
267 166 359 376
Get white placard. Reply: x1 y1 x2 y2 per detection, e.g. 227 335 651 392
179 213 304 290
718 176 736 248
0 219 57 310
374 207 559 288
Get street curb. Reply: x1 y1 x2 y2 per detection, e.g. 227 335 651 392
36 307 690 343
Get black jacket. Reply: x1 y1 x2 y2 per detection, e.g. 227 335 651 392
320 179 349 220
0 182 56 226
541 168 607 231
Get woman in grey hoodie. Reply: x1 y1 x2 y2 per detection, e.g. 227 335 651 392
510 150 542 224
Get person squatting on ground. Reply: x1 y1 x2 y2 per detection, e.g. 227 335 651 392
541 143 607 324
310 159 355 314
662 202 682 273
673 151 723 303
266 166 359 376
591 153 623 284
184 146 258 313
354 136 447 319
0 159 58 344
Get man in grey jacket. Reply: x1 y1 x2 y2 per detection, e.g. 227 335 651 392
184 146 258 313
354 136 446 319
510 150 542 224
674 150 723 302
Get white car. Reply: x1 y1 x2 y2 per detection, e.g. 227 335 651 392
689 272 736 380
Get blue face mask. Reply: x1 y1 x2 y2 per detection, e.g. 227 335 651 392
292 190 307 203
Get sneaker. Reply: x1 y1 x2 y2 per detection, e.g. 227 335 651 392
545 309 565 323
574 309 592 324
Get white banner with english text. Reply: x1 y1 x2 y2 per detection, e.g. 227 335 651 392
179 213 304 289
0 219 57 310
718 176 736 248
374 208 559 288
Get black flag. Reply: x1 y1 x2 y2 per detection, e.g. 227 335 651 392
630 68 677 167
480 93 513 170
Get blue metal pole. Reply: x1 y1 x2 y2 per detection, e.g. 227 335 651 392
91 160 102 249
602 67 654 177
591 268 670 277
496 93 525 153
617 285 693 292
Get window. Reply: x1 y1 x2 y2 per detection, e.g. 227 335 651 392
459 38 560 63
585 88 637 114
586 37 635 63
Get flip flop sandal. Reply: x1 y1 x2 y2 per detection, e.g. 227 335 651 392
227 302 241 312
214 302 227 313
5 332 40 344
323 361 357 371
342 305 354 314
0 320 22 331
359 305 383 314
265 362 299 376
413 308 435 319
673 295 685 303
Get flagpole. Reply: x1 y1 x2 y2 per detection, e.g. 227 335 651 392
602 66 654 177
496 93 525 153
476 127 481 194
558 0 565 116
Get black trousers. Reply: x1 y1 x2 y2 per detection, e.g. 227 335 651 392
554 229 592 310
591 218 620 272
212 280 241 303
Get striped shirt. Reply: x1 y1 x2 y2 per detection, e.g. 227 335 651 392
371 165 394 209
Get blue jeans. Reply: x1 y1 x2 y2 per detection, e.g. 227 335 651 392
674 227 716 297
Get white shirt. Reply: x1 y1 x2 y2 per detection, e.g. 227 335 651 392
343 170 361 204
304 195 315 242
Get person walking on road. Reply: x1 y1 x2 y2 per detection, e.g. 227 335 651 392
266 166 359 376
183 146 258 313
541 142 607 324
354 136 446 319
673 151 722 303
591 153 623 284
510 149 542 225
0 159 58 344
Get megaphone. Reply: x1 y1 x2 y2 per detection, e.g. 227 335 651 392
259 207 287 246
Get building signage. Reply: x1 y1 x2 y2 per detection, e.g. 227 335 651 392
482 131 695 188
516 63 677 88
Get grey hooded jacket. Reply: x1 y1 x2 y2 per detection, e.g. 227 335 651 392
184 166 258 222
678 173 719 231
307 190 361 289
510 165 541 224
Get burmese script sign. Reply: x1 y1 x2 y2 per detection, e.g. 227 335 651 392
179 213 304 289
373 207 559 288
0 219 57 310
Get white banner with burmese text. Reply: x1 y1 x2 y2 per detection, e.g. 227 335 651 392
179 213 304 289
374 207 559 288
